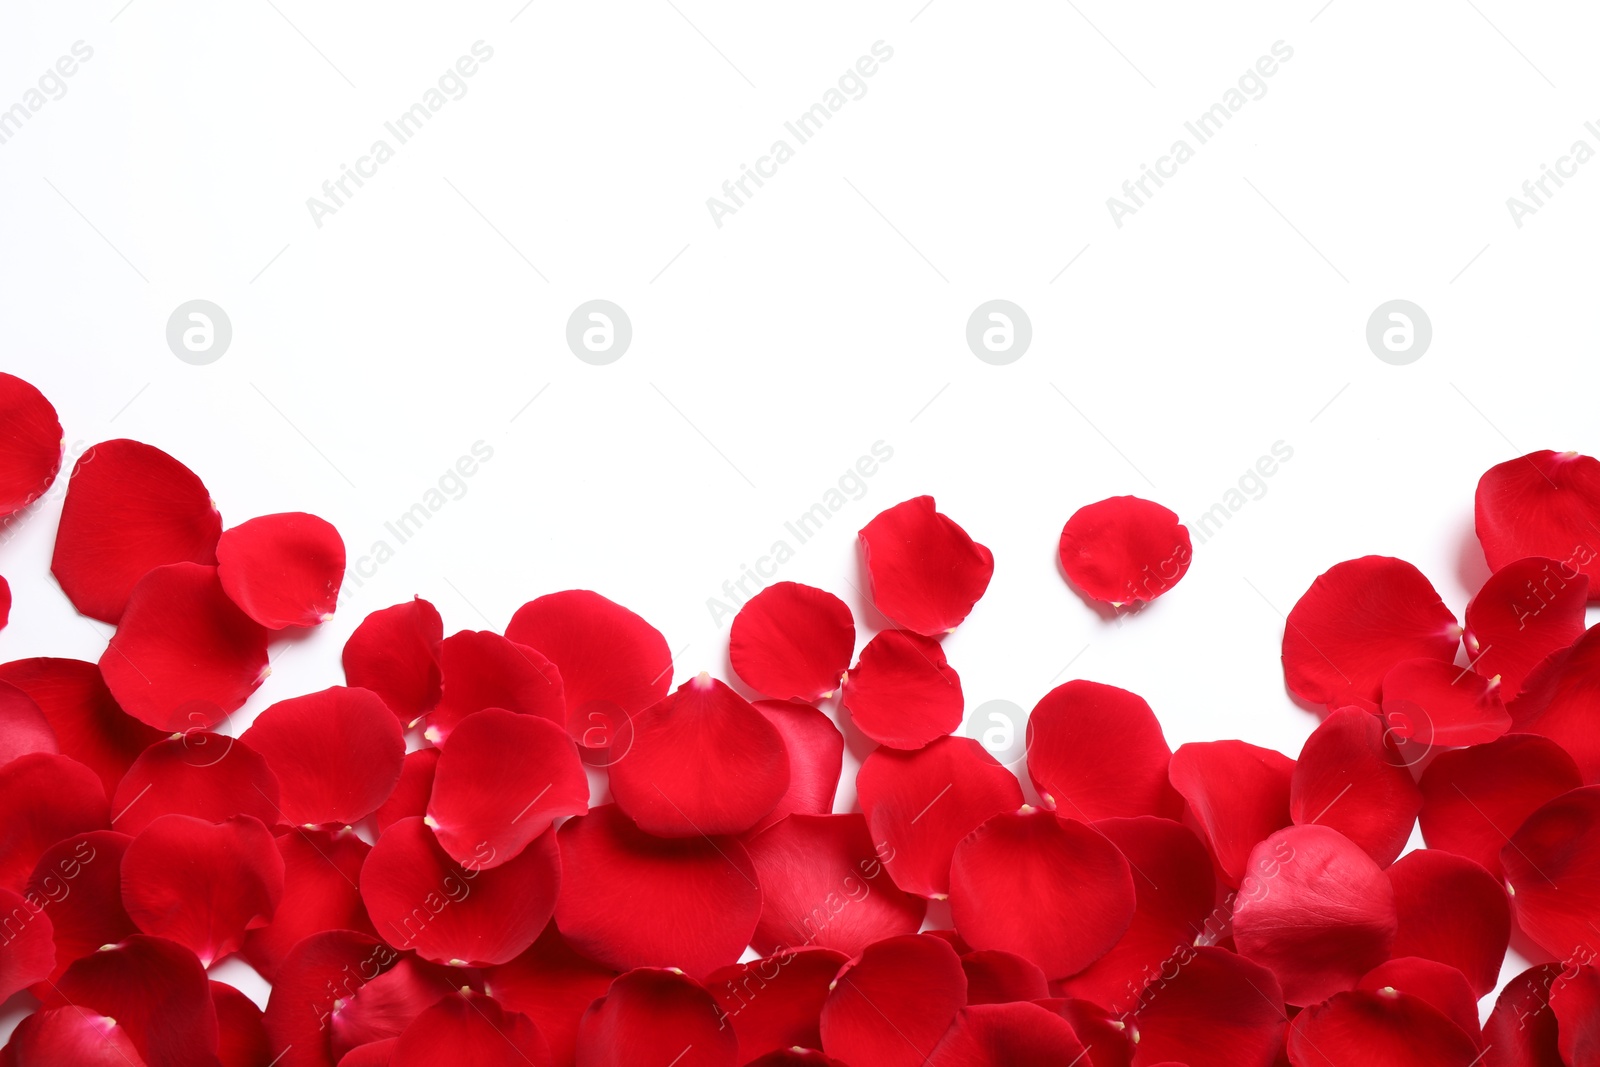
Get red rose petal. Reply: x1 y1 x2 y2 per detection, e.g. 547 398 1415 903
609 674 789 837
1281 556 1460 706
46 934 219 1067
1231 825 1397 1006
1037 999 1134 1067
745 1051 847 1067
0 752 108 892
1288 706 1421 867
0 680 57 765
0 657 164 799
485 925 619 1067
1380 657 1511 749
1507 625 1600 781
1464 555 1590 696
1386 849 1509 998
1286 988 1480 1067
858 735 1023 899
0 372 63 519
1168 740 1294 887
555 804 760 978
425 707 588 869
819 934 967 1067
1503 785 1600 960
0 575 9 632
841 630 963 750
927 1001 1090 1066
338 1040 396 1067
949 808 1135 979
213 980 272 1067
391 989 551 1067
960 950 1049 1005
1027 680 1179 823
1058 496 1192 605
504 589 673 748
52 440 222 623
1419 733 1581 879
730 582 855 701
328 954 461 1062
1476 450 1600 594
241 686 405 827
373 749 439 835
707 947 849 1062
100 563 270 731
577 968 736 1067
24 830 135 984
424 630 565 745
1356 958 1481 1046
1483 963 1565 1067
360 816 558 966
751 700 845 834
216 512 345 629
0 886 54 1001
242 827 375 981
1123 947 1285 1067
745 813 925 956
111 731 281 834
342 597 444 726
263 930 404 1067
1552 963 1600 1067
859 496 994 636
120 813 284 966
2 1006 149 1066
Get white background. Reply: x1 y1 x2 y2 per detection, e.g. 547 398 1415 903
3 0 1598 1030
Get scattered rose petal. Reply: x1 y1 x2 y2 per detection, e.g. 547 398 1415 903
730 582 855 701
1551 963 1600 1067
859 496 994 636
0 680 57 765
0 751 108 892
1386 849 1509 998
425 630 565 744
841 629 963 750
745 1051 847 1067
1058 496 1192 605
0 657 164 799
1027 679 1179 822
1356 958 1482 1047
217 512 345 628
24 830 135 983
0 885 54 1002
1463 555 1589 696
1124 947 1285 1067
2 1006 149 1066
241 686 405 827
1286 988 1480 1067
213 980 272 1067
1502 785 1600 960
391 989 552 1067
1476 450 1600 594
1505 624 1600 781
707 947 850 1062
338 1040 397 1067
819 934 967 1067
1168 740 1294 887
751 699 845 834
927 1001 1090 1066
45 934 219 1067
373 748 439 835
342 597 444 726
1380 657 1511 749
0 372 63 519
329 958 483 1056
0 576 9 633
263 930 404 1067
1043 999 1133 1067
576 968 736 1067
111 730 281 834
485 925 619 1067
960 950 1049 1005
1483 963 1565 1067
1288 706 1422 867
242 827 375 981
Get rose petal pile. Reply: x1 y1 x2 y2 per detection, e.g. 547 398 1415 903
0 371 1597 1067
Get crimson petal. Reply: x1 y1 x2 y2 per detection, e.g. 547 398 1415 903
0 886 54 1001
342 597 443 726
338 1041 396 1067
1419 733 1581 878
841 630 962 750
1356 958 1481 1046
242 827 375 981
576 968 736 1067
1502 785 1600 960
859 496 994 636
1125 947 1285 1067
217 512 345 628
1552 963 1600 1067
1381 657 1511 749
1476 450 1600 594
425 630 565 745
0 658 164 800
1027 680 1179 822
819 934 967 1067
1387 849 1509 998
960 950 1049 1005
24 830 135 983
707 947 849 1062
1507 625 1600 781
45 934 219 1067
1286 988 1480 1067
927 1001 1090 1066
1288 706 1421 866
0 373 62 518
1058 496 1192 605
730 582 855 701
751 700 845 834
111 731 281 834
373 749 438 834
241 686 405 826
2 1006 149 1066
0 752 108 892
213 980 272 1067
1168 740 1294 887
0 576 8 633
1464 556 1589 696
328 956 468 1060
0 681 54 765
263 930 404 1067
392 989 551 1067
485 925 619 1067
745 1052 847 1066
1483 963 1565 1067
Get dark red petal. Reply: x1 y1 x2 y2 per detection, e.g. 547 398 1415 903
0 886 54 1000
111 731 281 834
1124 947 1285 1067
961 950 1049 1005
819 934 967 1067
342 597 443 726
730 582 855 701
328 955 461 1062
1287 989 1480 1067
1231 825 1397 1006
555 805 760 978
1381 657 1511 749
1058 496 1192 605
24 830 135 983
426 707 587 869
373 749 439 835
1056 816 1217 1011
1476 451 1600 595
264 930 404 1067
1281 556 1460 706
100 563 270 731
576 968 735 1067
1386 849 1509 998
242 827 374 981
504 589 672 747
2 1006 149 1066
707 947 849 1062
391 989 551 1067
0 681 55 765
0 752 108 892
425 630 565 745
1047 999 1133 1067
1464 555 1590 696
213 980 272 1067
337 1041 396 1067
858 735 1023 899
0 658 164 799
1419 733 1581 879
841 630 963 750
1027 680 1178 823
1356 958 1481 1046
927 1001 1089 1066
950 808 1135 979
1503 785 1600 959
751 700 845 834
859 496 994 636
744 1051 848 1067
1483 963 1565 1067
46 934 219 1067
1288 706 1421 867
609 674 788 837
1168 740 1294 887
120 813 284 966
485 925 619 1067
1552 963 1600 1067
52 439 222 623
360 816 557 966
0 373 63 518
745 813 925 956
1508 624 1600 781
241 686 405 826
217 512 345 629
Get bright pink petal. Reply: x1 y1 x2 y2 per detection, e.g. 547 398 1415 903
555 804 760 979
360 816 558 966
373 749 438 835
0 658 164 799
1027 680 1179 822
213 980 272 1067
1288 706 1421 866
426 707 588 868
841 630 963 750
858 735 1023 899
1552 963 1600 1067
819 934 967 1067
0 681 55 765
707 947 849 1062
1058 496 1192 605
392 990 551 1067
1464 555 1590 696
1507 625 1600 781
859 496 994 636
342 597 443 726
46 934 219 1067
0 752 108 892
263 930 405 1067
2 1006 149 1066
424 630 565 745
1356 958 1481 1046
485 925 619 1067
609 674 788 837
242 827 375 981
1168 740 1294 887
241 686 405 826
950 808 1135 980
0 885 54 1001
730 582 855 701
24 830 135 983
0 373 63 518
1483 963 1565 1067
1124 947 1285 1067
927 1001 1090 1066
961 950 1049 1005
1381 657 1511 749
751 699 845 834
1476 450 1600 595
52 439 221 623
1231 825 1397 1006
1503 785 1600 960
1286 988 1480 1067
100 563 270 731
576 968 736 1067
217 512 345 628
327 956 468 1061
111 731 281 834
1281 556 1460 706
1387 849 1509 998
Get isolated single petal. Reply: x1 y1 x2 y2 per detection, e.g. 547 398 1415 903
46 934 219 1067
111 731 281 834
751 699 845 833
373 748 439 834
0 751 108 892
1387 849 1509 998
342 596 443 725
1464 555 1589 695
217 511 346 628
731 582 855 701
1289 706 1422 867
1483 963 1565 1067
241 686 405 827
242 827 375 981
1502 785 1600 960
24 830 135 983
213 980 273 1067
841 629 963 750
1168 740 1294 887
1124 947 1285 1067
2 1006 149 1067
1286 988 1481 1067
1476 450 1600 594
1507 624 1600 781
0 680 57 765
0 372 63 518
819 934 967 1067
1027 679 1179 822
0 885 54 1001
0 657 164 799
391 989 552 1067
707 947 849 1062
859 496 994 635
927 1001 1090 1066
425 630 565 744
576 968 736 1067
1058 496 1192 604
1419 733 1581 878
485 925 619 1067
